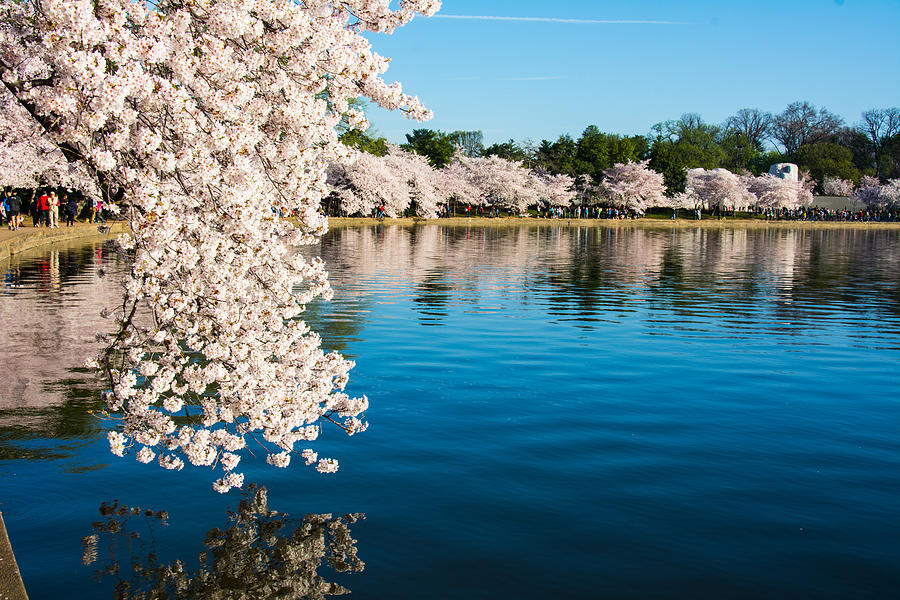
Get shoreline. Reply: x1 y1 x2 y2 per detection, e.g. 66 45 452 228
326 216 900 230
0 512 28 600
0 222 126 263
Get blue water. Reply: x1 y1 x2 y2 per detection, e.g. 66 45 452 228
2 225 899 599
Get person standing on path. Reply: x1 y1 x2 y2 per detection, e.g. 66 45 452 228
6 193 21 230
36 191 50 227
64 194 78 226
30 194 40 227
90 197 104 223
49 191 60 228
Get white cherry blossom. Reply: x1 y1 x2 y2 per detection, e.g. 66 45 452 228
601 160 666 214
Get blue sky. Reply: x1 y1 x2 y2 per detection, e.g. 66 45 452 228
364 0 900 146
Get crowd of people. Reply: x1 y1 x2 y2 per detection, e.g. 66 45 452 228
444 204 899 223
1 190 105 231
756 206 900 222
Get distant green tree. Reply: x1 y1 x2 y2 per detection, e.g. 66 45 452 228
533 135 578 176
483 139 530 163
574 125 609 181
571 126 644 183
858 107 900 178
608 136 640 165
647 115 726 193
628 135 651 161
448 130 484 157
720 131 760 172
795 142 860 190
881 133 900 179
748 150 785 176
723 108 773 151
648 141 687 195
402 128 455 168
772 101 844 159
673 113 727 168
835 128 876 175
339 129 389 156
649 115 726 171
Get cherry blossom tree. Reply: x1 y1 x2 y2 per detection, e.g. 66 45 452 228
327 146 445 218
441 155 531 213
328 150 410 217
440 151 484 212
1 0 440 492
437 155 575 215
533 169 576 208
382 147 445 218
685 168 754 211
601 160 666 213
745 173 811 210
854 178 900 209
822 176 855 197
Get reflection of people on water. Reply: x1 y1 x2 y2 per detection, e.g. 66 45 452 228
82 484 365 599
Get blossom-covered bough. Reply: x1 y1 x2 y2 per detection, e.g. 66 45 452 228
0 86 99 196
0 0 440 491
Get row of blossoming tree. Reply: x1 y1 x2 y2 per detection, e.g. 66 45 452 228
324 147 900 217
325 147 579 217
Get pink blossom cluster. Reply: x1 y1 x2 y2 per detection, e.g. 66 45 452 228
853 177 900 209
676 168 813 211
0 87 98 195
600 160 667 214
685 168 756 210
2 0 440 491
822 177 855 197
442 154 576 214
328 146 444 217
743 173 813 210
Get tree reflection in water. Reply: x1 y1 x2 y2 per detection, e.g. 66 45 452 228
82 484 364 599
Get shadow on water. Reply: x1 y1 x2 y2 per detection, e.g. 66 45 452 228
82 484 364 599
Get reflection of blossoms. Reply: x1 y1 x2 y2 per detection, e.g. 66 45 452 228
82 485 365 599
1 0 438 490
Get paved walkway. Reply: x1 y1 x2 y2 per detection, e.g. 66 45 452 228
0 221 125 263
0 512 27 600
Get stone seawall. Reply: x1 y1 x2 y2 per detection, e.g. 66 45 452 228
0 222 126 263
